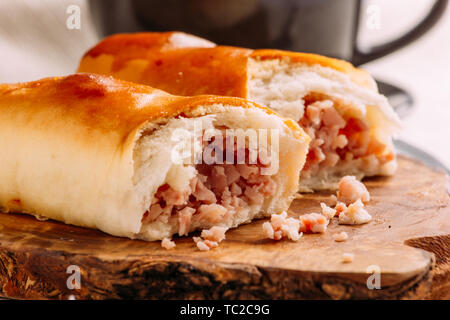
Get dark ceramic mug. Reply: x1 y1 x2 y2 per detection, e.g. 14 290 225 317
90 0 448 65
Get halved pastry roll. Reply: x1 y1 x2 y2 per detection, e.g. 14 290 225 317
78 32 401 191
0 74 309 241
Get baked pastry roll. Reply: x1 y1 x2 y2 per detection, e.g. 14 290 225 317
78 32 401 191
0 74 309 241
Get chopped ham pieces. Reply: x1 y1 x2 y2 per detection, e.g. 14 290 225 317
261 176 373 243
299 98 348 176
298 95 391 179
230 183 242 196
236 164 259 180
211 166 227 194
192 177 217 204
194 226 228 251
178 207 195 236
197 204 227 223
161 238 176 250
321 102 346 128
306 103 321 126
262 211 302 241
299 213 329 233
244 185 264 205
224 165 240 185
338 199 372 225
333 175 372 225
194 237 219 251
201 226 227 243
334 202 348 217
159 187 188 206
262 211 329 241
331 134 348 149
320 203 337 219
143 133 278 240
262 221 276 239
337 175 370 205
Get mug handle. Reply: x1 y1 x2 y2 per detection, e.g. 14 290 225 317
353 0 448 65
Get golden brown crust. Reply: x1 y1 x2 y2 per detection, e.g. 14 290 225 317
80 33 251 97
0 73 302 139
78 32 374 94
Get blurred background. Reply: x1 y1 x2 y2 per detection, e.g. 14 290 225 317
0 0 449 169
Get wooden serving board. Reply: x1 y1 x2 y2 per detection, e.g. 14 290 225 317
0 156 448 300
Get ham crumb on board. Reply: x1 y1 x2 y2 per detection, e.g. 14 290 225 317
262 211 302 241
161 238 176 250
320 203 337 219
338 199 372 225
333 231 348 242
262 211 329 241
262 175 372 242
201 226 227 242
337 175 370 205
334 175 372 225
342 253 354 263
299 213 329 233
194 226 228 251
194 237 218 251
334 202 347 217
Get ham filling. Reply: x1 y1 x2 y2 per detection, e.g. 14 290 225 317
299 94 393 178
161 238 176 250
337 175 370 205
142 135 277 237
262 175 373 242
193 226 228 251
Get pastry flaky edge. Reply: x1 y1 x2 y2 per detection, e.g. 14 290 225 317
78 32 402 191
0 73 309 241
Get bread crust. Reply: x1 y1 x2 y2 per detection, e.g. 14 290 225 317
0 73 303 134
0 73 308 239
78 32 374 94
